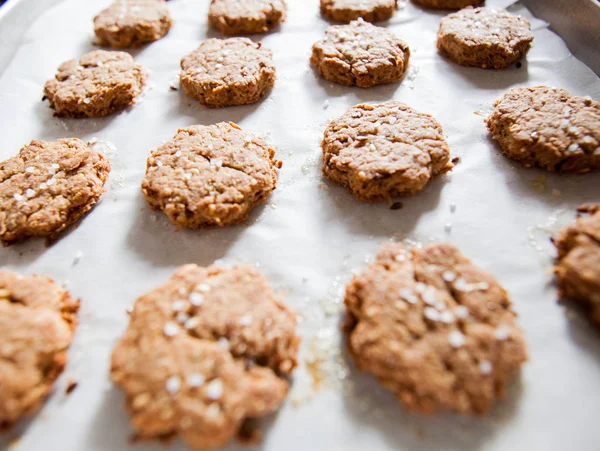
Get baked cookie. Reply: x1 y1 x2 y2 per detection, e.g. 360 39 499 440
43 50 147 118
180 38 276 108
412 0 484 9
111 264 299 449
344 243 527 415
321 101 453 201
208 0 286 35
486 86 600 173
0 138 110 246
320 0 398 23
0 271 79 429
93 0 173 48
142 123 281 228
437 7 533 69
311 18 410 88
554 204 600 325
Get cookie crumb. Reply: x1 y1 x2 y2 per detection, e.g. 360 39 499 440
390 201 404 210
65 379 78 395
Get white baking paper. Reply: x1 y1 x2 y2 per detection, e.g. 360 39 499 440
1 0 599 450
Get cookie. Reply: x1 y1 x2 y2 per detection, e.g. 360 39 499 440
437 7 533 69
111 264 299 449
321 101 453 201
412 0 484 9
93 0 173 48
554 204 600 325
320 0 398 23
0 271 79 429
486 86 600 173
180 38 276 108
0 138 110 246
208 0 286 35
344 243 528 415
43 50 147 118
142 123 281 228
311 18 410 88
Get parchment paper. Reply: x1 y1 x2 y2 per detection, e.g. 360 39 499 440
1 1 600 450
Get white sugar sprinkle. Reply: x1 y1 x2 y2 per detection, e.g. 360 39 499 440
163 322 180 337
400 288 418 304
25 189 35 198
440 311 455 324
46 178 56 186
444 223 453 233
184 317 199 330
187 373 205 387
195 284 211 293
448 330 466 348
39 183 47 189
210 158 223 168
424 307 440 321
218 337 230 350
394 254 406 262
184 173 192 180
567 143 580 152
239 315 252 326
323 100 329 109
414 283 426 294
175 151 182 157
13 193 23 201
479 360 493 375
442 271 456 282
165 376 181 394
172 300 187 312
51 163 60 170
206 379 223 400
176 312 190 324
83 98 91 104
422 287 438 305
454 277 469 291
73 250 83 265
25 166 35 173
494 326 510 341
455 305 469 319
156 161 163 167
189 292 204 306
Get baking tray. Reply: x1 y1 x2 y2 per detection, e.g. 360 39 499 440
1 0 599 450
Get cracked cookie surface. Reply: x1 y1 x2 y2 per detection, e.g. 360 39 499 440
0 271 79 429
344 243 527 415
180 38 276 108
0 138 110 245
141 123 281 228
111 264 299 449
43 50 147 118
311 18 410 88
93 0 173 48
412 0 484 9
554 204 600 325
437 7 533 69
486 86 600 173
208 0 286 35
321 101 452 201
320 0 398 23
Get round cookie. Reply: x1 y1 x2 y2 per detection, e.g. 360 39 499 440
179 38 276 108
0 138 110 246
486 86 600 173
93 0 173 48
412 0 484 9
320 0 398 23
321 101 453 201
437 7 533 69
0 271 79 429
111 263 299 449
554 204 600 325
311 18 410 88
142 123 281 228
43 50 147 118
208 0 286 35
344 243 528 415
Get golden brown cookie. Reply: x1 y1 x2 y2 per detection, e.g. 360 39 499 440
311 18 410 88
111 264 299 449
43 50 147 118
322 101 453 201
344 243 528 415
93 0 173 48
486 86 600 173
0 271 79 429
179 38 276 108
141 123 281 228
320 0 398 23
554 204 600 325
0 138 110 246
437 7 533 69
208 0 286 35
412 0 484 9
